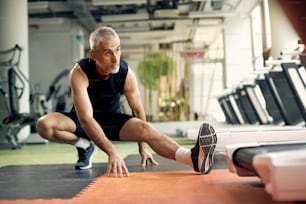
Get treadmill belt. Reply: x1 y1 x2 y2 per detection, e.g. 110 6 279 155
233 142 306 174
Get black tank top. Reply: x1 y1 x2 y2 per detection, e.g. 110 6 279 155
72 58 128 114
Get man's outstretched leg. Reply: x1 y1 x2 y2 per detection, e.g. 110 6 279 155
120 120 217 174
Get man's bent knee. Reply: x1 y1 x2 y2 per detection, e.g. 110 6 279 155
36 116 53 139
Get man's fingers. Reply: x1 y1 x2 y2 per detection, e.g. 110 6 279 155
123 164 130 177
113 163 118 177
117 164 123 177
141 157 159 167
106 163 112 176
148 157 159 166
141 157 147 167
106 162 129 177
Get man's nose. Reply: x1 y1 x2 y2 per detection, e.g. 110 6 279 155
112 53 119 63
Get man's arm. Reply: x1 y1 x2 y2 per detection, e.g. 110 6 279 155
70 64 129 177
124 67 158 166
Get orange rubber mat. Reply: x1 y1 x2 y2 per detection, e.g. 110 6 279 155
0 169 295 204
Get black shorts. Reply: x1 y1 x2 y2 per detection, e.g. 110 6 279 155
62 112 133 141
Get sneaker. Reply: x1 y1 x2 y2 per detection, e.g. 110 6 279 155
75 143 96 170
191 123 217 174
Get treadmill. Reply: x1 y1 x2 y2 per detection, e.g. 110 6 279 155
226 138 306 202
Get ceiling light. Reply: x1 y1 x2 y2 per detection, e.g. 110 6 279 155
186 23 225 28
115 26 150 33
154 9 179 18
92 0 146 6
29 17 65 25
189 11 236 18
28 1 49 14
101 12 149 22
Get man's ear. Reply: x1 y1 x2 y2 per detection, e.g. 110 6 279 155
89 49 96 61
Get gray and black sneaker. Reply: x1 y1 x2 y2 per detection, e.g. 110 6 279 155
75 143 95 170
191 123 217 174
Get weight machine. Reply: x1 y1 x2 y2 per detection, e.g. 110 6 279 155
0 45 40 148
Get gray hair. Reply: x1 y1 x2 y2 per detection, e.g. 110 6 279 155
89 26 119 51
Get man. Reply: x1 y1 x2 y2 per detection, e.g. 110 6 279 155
36 26 217 177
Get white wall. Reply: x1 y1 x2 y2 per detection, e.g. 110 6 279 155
186 14 255 123
190 62 225 122
29 20 85 96
224 15 254 89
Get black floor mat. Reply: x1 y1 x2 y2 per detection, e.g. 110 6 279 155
0 163 106 200
0 153 227 200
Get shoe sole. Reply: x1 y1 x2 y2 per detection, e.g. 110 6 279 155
75 148 96 170
198 123 217 174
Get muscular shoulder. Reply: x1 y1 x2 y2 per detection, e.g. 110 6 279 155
70 63 89 88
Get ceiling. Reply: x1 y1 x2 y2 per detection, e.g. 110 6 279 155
28 0 260 59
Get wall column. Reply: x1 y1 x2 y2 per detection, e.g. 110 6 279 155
0 0 30 141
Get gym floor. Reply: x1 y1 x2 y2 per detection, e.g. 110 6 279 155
0 136 296 204
0 137 194 167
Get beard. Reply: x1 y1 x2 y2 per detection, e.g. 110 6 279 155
110 63 120 74
96 60 120 75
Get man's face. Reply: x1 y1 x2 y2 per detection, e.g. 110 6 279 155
93 35 121 76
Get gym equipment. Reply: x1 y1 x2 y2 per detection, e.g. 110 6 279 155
218 83 271 125
45 69 71 112
281 63 306 121
230 92 249 124
218 61 306 126
256 78 285 125
264 68 305 125
217 95 240 124
243 84 270 124
225 131 306 202
0 45 39 148
235 87 261 124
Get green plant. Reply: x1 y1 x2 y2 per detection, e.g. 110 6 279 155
137 53 176 90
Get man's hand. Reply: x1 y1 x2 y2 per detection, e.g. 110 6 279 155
106 153 129 177
138 143 159 167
